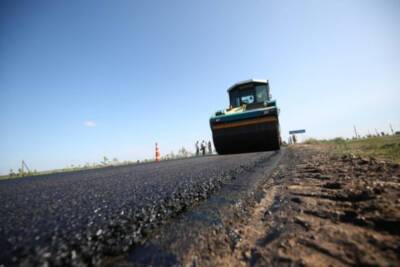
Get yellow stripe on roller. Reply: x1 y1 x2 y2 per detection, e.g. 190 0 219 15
213 116 278 130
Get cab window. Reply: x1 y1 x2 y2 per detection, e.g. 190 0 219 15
255 85 268 102
235 88 255 106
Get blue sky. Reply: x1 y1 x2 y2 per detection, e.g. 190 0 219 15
0 0 399 174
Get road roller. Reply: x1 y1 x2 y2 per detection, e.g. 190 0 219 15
210 79 280 154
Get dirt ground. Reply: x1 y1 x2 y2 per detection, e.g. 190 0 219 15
185 145 400 267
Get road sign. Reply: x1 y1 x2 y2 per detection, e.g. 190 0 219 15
289 129 306 134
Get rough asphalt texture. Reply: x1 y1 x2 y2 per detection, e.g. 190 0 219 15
110 150 283 267
0 152 275 266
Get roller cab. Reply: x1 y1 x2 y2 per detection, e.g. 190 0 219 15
210 79 280 154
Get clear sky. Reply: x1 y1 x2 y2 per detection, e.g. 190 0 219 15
1 0 399 174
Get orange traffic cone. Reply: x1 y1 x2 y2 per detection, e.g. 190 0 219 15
155 143 160 162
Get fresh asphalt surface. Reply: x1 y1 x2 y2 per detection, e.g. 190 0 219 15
0 152 278 266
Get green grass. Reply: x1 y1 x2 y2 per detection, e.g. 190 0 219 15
304 135 400 163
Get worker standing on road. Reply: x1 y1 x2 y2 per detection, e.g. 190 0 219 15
201 140 206 156
208 141 212 154
195 141 200 156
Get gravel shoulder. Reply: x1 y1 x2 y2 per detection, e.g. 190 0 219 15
218 145 400 267
115 145 400 267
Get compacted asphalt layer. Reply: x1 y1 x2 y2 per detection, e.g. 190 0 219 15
0 152 277 266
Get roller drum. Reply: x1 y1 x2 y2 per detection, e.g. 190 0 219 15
211 116 280 154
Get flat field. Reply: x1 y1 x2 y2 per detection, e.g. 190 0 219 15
304 135 400 163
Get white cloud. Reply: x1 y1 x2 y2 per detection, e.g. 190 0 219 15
83 120 96 127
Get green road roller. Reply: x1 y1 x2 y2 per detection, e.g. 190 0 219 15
210 79 281 154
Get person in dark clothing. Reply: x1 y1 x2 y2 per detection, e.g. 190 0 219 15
208 141 212 154
201 140 206 156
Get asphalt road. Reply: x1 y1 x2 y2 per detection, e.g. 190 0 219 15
0 152 277 266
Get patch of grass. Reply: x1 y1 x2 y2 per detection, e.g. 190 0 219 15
303 138 321 145
304 135 400 163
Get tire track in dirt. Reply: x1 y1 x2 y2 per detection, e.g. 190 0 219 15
212 185 279 267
